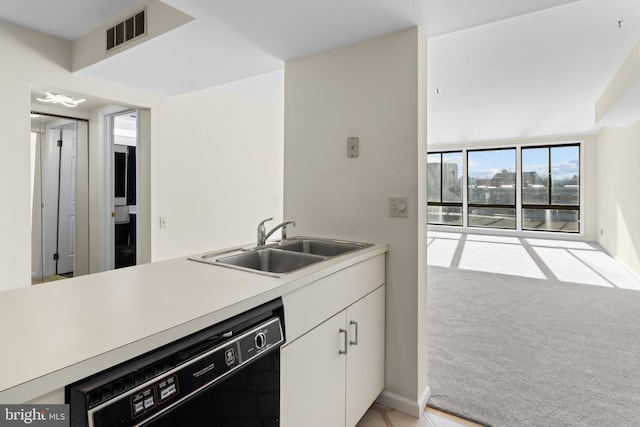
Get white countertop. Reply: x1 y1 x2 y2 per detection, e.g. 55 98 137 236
0 241 388 403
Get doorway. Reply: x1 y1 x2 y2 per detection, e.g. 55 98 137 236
31 113 89 284
112 111 138 269
29 88 151 285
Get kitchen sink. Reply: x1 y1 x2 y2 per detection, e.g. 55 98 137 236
277 238 372 257
214 248 326 276
189 236 373 277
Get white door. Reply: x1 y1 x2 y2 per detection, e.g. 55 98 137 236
346 286 386 427
280 311 347 427
42 122 77 277
56 126 77 274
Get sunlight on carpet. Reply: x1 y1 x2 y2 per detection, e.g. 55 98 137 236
533 247 611 286
458 241 545 279
427 232 640 427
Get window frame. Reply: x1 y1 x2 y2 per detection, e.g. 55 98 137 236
427 150 463 226
427 141 583 235
466 147 517 230
521 143 581 233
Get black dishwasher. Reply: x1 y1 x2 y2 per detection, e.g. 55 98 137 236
66 298 285 427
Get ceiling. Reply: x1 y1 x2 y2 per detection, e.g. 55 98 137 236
3 0 640 145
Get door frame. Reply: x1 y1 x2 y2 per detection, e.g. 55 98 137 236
98 108 140 271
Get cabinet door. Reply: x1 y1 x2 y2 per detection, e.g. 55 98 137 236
345 286 386 427
281 311 347 427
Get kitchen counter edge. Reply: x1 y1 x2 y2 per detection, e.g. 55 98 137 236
0 242 388 403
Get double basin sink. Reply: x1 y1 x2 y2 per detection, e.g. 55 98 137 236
189 237 373 277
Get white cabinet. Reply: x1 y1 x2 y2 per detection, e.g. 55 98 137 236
345 285 386 427
280 310 347 427
281 285 385 427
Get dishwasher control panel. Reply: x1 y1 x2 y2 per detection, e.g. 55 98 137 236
129 374 178 418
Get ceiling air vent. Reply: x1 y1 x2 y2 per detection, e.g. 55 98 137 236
106 9 146 52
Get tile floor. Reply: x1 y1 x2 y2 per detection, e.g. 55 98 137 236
356 404 481 427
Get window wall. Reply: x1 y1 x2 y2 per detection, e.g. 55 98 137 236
427 142 581 233
427 152 463 225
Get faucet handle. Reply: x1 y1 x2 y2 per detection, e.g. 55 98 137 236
258 217 273 230
257 217 273 246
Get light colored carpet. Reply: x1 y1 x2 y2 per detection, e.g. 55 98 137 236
427 234 640 427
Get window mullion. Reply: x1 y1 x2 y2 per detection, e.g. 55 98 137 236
547 146 552 207
439 153 444 204
516 146 522 231
462 149 468 228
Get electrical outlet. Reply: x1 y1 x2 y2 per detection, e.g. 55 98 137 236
389 197 408 217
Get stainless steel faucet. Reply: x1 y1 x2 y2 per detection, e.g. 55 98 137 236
257 218 297 246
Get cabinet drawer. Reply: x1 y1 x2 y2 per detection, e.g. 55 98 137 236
282 254 385 343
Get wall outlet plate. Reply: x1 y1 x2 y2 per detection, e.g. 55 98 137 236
347 137 359 158
389 197 408 217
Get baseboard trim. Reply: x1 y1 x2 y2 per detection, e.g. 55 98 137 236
376 386 430 418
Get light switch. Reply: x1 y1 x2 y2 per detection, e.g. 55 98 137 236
389 197 408 217
160 217 168 229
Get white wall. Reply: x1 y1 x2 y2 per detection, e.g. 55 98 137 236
596 122 640 276
0 20 284 289
428 133 599 240
0 22 77 289
284 28 429 416
0 77 31 289
151 82 284 261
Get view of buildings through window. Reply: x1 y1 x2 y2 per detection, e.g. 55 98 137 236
427 143 581 233
521 145 580 232
468 148 516 229
427 152 463 225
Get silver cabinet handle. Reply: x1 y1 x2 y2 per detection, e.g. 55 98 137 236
349 320 359 346
339 329 348 355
